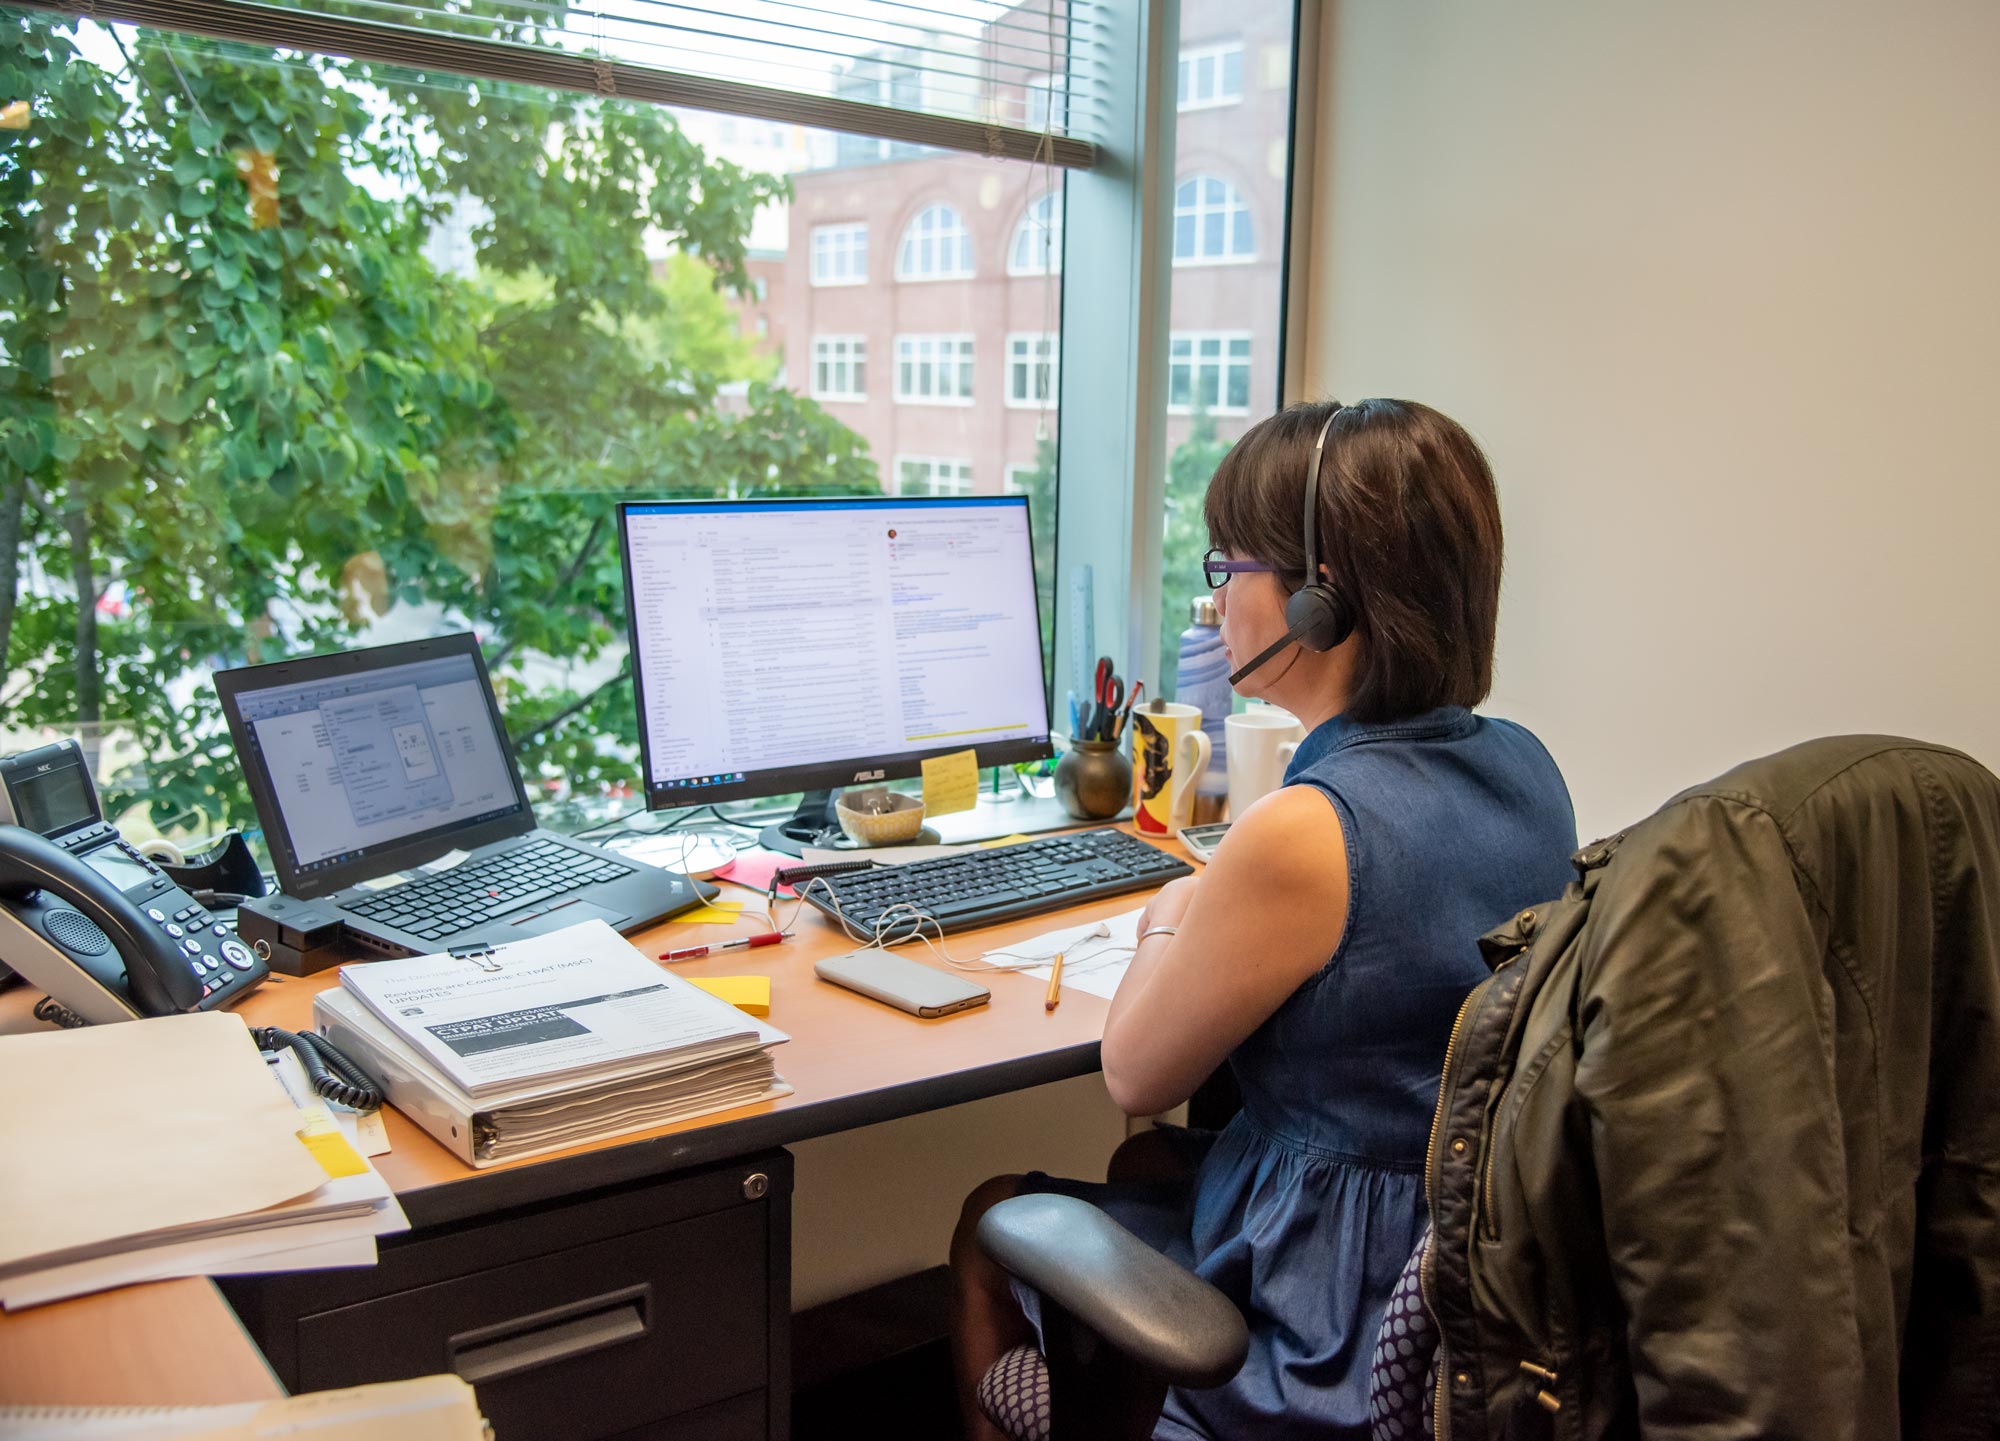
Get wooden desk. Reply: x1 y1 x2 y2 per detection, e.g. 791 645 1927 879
0 1278 281 1406
0 833 1182 1434
230 869 1144 1228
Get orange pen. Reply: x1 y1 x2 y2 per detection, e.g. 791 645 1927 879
1044 948 1065 1011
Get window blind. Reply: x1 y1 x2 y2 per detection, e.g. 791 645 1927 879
17 0 1099 168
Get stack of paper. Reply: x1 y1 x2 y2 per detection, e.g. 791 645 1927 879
314 918 791 1166
0 1374 487 1439
0 1012 407 1310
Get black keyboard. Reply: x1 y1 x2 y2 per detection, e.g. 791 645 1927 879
344 838 631 943
800 828 1193 940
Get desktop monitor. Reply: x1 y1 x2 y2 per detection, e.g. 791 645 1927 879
616 496 1053 846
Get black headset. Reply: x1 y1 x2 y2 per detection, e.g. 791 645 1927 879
1228 407 1357 686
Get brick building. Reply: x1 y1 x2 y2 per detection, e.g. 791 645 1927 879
780 0 1293 495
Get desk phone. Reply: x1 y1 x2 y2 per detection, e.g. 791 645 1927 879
0 740 267 1022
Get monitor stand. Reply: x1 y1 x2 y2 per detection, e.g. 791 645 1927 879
758 789 838 858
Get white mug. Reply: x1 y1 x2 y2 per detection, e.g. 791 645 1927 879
1226 707 1305 816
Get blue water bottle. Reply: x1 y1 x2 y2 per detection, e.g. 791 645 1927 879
1175 595 1232 823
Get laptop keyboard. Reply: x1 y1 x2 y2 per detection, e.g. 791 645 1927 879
344 839 631 943
801 827 1192 940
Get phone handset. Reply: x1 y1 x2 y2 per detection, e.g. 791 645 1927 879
0 823 202 1017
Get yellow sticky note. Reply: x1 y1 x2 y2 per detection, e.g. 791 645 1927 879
671 900 746 925
688 975 771 1017
296 1109 369 1179
980 833 1033 849
921 748 980 818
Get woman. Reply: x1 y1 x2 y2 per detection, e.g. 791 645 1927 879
952 399 1578 1440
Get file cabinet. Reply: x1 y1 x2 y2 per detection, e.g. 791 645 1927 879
222 1151 792 1441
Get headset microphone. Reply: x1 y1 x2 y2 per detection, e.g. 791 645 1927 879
1229 620 1313 687
1227 407 1358 688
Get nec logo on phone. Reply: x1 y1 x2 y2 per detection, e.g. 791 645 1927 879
852 768 885 782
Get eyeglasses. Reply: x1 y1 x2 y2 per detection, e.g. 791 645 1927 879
1202 549 1276 590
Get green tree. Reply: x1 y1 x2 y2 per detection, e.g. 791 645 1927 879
1158 405 1233 694
1 9 877 832
1006 430 1059 678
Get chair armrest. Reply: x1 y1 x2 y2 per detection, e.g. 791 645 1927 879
976 1193 1249 1389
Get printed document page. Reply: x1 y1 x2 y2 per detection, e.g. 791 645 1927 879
337 919 763 1096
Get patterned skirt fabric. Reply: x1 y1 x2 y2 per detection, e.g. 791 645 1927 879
1367 1230 1437 1440
979 1341 1053 1441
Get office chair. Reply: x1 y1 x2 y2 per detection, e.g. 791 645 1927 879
973 1192 1247 1441
978 736 2000 1440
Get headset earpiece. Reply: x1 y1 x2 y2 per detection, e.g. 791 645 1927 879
1284 580 1352 653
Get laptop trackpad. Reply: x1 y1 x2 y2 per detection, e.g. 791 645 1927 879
508 900 625 935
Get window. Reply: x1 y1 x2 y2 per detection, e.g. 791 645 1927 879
897 457 975 496
1004 465 1036 495
811 336 866 401
1009 191 1063 276
895 335 976 403
752 277 769 301
835 68 925 165
1172 175 1256 264
1007 334 1059 409
811 224 868 286
896 204 975 280
1024 72 1067 131
1178 43 1245 111
1168 334 1253 414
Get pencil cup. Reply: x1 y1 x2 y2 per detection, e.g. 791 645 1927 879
1054 739 1133 821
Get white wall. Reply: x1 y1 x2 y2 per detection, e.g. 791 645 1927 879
1303 1 2000 838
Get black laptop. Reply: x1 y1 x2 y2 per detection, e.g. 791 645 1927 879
215 633 712 956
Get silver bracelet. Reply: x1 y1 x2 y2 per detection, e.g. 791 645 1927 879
1137 925 1179 943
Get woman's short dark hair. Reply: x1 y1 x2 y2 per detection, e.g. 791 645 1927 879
1203 398 1503 724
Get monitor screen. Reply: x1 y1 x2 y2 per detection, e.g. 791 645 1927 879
219 647 528 879
618 496 1052 807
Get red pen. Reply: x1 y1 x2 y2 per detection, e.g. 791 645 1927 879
660 931 788 963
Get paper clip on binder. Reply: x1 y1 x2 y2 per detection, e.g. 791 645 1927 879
447 943 502 973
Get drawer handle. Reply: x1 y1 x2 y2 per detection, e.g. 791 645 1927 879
448 1283 652 1386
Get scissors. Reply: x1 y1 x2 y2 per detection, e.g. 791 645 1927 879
1092 656 1123 741
1113 680 1145 742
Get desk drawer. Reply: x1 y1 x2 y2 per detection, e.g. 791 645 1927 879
298 1203 766 1439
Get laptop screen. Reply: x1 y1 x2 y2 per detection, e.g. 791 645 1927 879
218 639 530 887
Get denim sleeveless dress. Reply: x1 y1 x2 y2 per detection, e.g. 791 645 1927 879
1019 706 1576 1440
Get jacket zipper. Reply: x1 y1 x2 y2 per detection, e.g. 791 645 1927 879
1422 982 1483 1441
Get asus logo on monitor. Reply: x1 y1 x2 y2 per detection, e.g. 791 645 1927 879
852 768 885 782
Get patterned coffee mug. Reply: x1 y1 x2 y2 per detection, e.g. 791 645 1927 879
1131 702 1213 836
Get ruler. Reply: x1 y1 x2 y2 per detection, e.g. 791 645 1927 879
1068 564 1095 702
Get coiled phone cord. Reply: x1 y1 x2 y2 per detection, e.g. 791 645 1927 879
250 1026 384 1113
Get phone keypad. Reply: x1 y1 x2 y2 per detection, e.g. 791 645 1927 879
142 893 263 1006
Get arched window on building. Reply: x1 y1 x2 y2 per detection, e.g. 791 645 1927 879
1008 191 1063 276
896 203 975 280
1172 174 1255 264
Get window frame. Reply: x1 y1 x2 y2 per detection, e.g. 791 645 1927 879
894 333 977 406
809 334 867 402
1006 332 1060 410
1171 173 1257 267
1177 41 1245 112
810 222 869 287
1166 331 1254 416
895 203 976 282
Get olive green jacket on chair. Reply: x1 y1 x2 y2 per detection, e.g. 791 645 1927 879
1423 736 2000 1440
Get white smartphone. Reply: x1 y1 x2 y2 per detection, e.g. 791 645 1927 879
815 947 992 1017
1177 821 1232 863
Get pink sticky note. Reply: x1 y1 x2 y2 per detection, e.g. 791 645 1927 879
712 851 795 896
